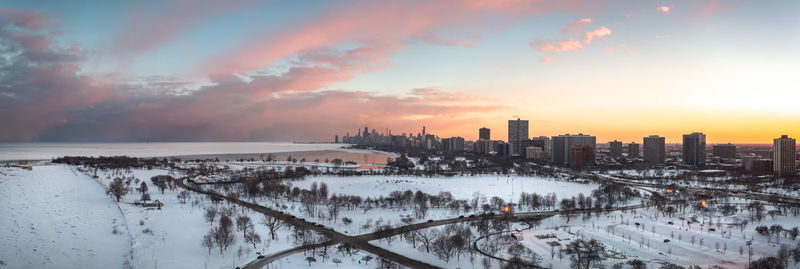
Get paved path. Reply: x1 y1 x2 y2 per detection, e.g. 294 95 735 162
174 178 442 269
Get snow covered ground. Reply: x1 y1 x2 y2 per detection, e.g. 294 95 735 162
508 206 800 268
90 168 301 269
291 175 598 202
0 165 132 269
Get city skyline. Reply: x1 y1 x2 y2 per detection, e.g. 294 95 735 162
1 1 798 143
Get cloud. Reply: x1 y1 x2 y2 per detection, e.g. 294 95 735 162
203 0 588 74
582 26 612 44
539 57 557 64
531 39 584 52
560 18 592 34
657 5 672 14
0 8 507 142
531 22 612 53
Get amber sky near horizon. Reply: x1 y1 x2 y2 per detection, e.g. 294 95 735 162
0 1 798 143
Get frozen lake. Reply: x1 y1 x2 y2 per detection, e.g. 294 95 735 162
0 142 346 161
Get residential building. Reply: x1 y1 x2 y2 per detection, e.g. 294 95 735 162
609 140 623 157
643 135 665 164
479 127 491 140
442 137 465 152
712 143 737 159
774 135 797 176
683 132 706 166
552 134 596 165
508 118 529 156
628 142 640 158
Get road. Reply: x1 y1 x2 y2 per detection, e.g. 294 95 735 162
179 166 797 269
174 178 443 269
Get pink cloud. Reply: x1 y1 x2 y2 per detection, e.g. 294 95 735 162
539 57 556 64
582 26 612 44
560 17 592 34
531 39 584 52
204 0 588 74
657 5 672 14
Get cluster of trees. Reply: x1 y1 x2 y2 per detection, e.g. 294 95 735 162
201 207 264 255
755 225 800 242
104 175 176 202
399 224 475 263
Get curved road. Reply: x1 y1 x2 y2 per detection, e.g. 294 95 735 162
174 178 443 269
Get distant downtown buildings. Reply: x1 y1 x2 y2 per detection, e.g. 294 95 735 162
336 122 798 176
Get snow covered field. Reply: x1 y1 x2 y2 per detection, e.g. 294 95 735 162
90 168 301 269
504 206 800 268
0 165 132 269
291 175 598 202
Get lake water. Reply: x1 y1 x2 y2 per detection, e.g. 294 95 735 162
0 142 351 161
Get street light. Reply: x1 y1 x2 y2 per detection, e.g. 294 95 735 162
746 240 752 267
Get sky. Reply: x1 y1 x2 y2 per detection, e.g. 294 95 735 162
0 0 798 143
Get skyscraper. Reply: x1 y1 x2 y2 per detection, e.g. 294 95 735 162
531 136 550 153
335 135 339 143
479 127 491 140
628 142 640 158
442 137 465 152
609 140 623 157
507 118 529 156
643 135 665 164
682 132 706 166
551 134 596 165
774 135 796 176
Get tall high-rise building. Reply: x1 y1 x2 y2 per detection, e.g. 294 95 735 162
609 140 623 157
551 134 596 165
628 142 640 158
422 126 426 136
442 137 465 152
683 132 706 166
643 135 665 164
335 135 339 143
531 136 550 153
712 143 737 159
507 118 529 156
479 127 491 140
774 135 796 176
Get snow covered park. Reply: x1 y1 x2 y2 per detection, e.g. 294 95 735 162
0 165 131 269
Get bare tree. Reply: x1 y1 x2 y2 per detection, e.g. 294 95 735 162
244 230 261 249
565 239 605 269
204 208 218 225
214 216 235 254
107 178 128 202
416 229 435 253
236 216 253 237
201 231 215 254
261 215 284 240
